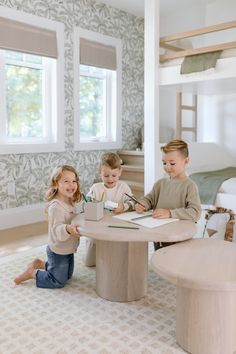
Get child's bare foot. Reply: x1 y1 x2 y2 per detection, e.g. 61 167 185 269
14 266 36 285
28 258 45 270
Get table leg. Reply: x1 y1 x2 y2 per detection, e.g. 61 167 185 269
176 287 236 354
96 240 148 302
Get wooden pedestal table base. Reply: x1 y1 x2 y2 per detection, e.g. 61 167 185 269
96 240 148 302
72 212 196 303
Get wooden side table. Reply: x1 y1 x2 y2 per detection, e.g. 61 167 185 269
151 238 236 354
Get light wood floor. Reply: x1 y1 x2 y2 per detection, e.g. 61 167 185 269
0 222 48 257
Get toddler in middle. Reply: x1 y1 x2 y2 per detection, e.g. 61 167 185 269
84 152 136 266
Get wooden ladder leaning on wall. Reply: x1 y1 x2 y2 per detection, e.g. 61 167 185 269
176 92 197 141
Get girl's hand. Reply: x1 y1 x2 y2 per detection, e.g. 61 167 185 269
113 202 125 214
152 208 171 219
66 224 81 237
135 204 146 214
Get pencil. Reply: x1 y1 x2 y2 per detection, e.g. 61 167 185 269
124 193 145 208
108 225 139 230
131 214 152 221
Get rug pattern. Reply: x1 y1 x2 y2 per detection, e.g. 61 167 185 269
0 239 185 354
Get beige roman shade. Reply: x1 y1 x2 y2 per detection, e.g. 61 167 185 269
80 38 117 70
0 17 58 58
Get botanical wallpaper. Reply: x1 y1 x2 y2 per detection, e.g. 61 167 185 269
0 0 144 209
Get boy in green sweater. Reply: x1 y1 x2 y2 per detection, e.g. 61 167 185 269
135 139 201 250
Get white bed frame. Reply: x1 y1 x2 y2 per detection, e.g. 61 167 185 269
159 20 236 94
160 20 236 63
159 57 236 94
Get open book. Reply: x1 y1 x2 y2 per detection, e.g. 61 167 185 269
113 211 178 229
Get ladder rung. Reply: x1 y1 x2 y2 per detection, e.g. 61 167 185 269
180 105 197 111
176 92 197 142
182 127 196 132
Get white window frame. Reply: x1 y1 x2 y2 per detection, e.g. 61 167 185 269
73 27 122 151
0 6 65 154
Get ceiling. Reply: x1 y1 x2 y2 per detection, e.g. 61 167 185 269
95 0 214 17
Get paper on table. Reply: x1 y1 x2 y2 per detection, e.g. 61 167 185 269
113 211 179 229
113 211 152 221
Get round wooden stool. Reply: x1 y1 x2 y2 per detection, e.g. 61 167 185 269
151 238 236 354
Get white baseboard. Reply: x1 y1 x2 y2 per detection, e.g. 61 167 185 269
0 203 45 230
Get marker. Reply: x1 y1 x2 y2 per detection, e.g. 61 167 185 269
124 193 146 208
108 225 139 230
100 191 105 201
82 193 87 202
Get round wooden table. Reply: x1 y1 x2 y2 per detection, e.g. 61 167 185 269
73 212 196 302
151 238 236 354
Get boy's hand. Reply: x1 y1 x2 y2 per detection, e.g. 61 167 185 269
66 224 81 237
135 204 146 213
113 202 125 214
152 208 171 219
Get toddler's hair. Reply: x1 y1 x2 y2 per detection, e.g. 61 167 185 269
45 165 82 203
100 152 122 170
161 139 189 158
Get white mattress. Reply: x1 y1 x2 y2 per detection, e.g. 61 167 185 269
187 173 236 212
160 48 236 68
202 193 236 213
201 178 236 213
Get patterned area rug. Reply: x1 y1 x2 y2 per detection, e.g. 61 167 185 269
0 238 185 354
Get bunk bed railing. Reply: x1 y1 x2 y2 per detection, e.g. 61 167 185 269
160 20 236 63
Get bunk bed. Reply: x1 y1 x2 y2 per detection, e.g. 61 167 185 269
159 22 236 213
159 20 236 93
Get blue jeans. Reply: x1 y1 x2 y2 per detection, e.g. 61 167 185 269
36 246 74 289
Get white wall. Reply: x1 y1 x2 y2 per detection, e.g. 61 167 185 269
159 3 206 143
206 0 236 25
159 89 176 142
198 0 236 159
144 0 162 192
160 3 206 37
187 142 235 173
198 93 236 158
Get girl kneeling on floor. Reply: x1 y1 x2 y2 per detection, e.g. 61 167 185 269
14 165 82 288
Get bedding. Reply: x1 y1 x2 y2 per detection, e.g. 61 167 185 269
180 51 222 74
189 167 236 205
160 48 236 68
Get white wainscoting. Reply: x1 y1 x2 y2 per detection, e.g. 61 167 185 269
0 203 45 230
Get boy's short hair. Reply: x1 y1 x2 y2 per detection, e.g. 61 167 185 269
100 152 122 169
161 139 189 158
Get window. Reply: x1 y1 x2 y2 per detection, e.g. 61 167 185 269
0 7 64 154
74 28 122 150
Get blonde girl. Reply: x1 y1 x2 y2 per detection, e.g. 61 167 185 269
14 165 82 288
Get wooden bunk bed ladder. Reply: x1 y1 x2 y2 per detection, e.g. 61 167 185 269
176 92 197 141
